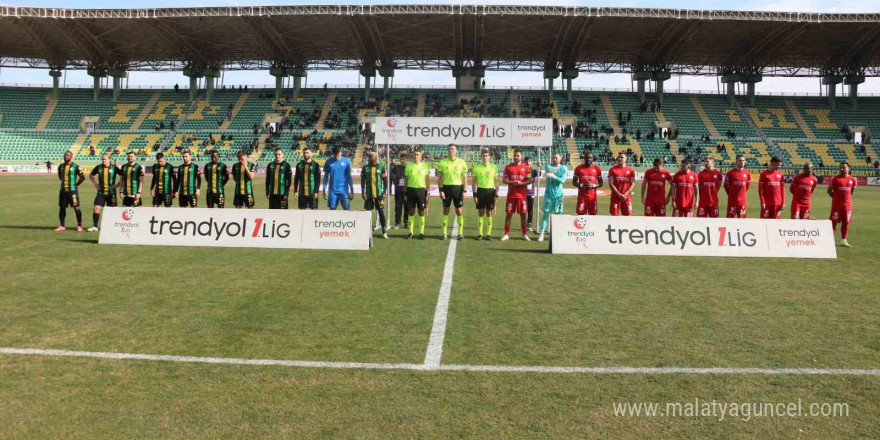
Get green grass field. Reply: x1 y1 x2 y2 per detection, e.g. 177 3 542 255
1 175 878 439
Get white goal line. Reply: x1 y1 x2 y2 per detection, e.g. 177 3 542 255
2 348 878 376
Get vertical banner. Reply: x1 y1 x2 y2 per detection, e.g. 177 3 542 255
374 117 553 146
550 215 837 259
99 207 372 250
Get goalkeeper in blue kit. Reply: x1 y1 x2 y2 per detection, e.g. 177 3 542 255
538 153 567 242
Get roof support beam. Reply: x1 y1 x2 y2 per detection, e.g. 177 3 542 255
563 17 595 67
265 20 306 63
346 15 376 66
365 15 390 62
14 18 68 65
146 20 207 64
741 22 808 62
452 12 464 65
546 15 573 68
239 16 301 63
473 14 484 64
840 26 880 65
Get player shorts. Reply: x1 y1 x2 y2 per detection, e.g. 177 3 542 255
58 190 80 209
405 188 427 210
644 203 666 217
790 203 811 220
93 192 117 207
206 194 225 209
364 196 385 211
505 197 527 215
152 193 173 208
327 191 351 211
178 195 197 208
122 195 142 207
760 205 782 219
726 204 747 218
268 195 288 209
234 193 255 208
673 206 694 217
830 207 852 225
475 188 497 211
697 205 719 218
298 194 319 210
441 185 464 209
576 197 598 215
609 196 632 216
542 196 563 215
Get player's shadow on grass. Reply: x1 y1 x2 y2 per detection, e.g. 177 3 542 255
57 238 99 244
0 225 53 230
488 247 548 254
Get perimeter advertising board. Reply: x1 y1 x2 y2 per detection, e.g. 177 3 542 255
99 207 372 250
550 215 836 259
374 117 553 146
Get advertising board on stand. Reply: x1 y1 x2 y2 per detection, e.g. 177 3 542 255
550 215 837 259
99 207 372 251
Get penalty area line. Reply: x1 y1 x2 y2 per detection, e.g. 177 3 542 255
2 347 879 376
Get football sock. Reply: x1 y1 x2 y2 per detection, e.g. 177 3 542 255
478 217 484 236
456 214 463 234
58 208 66 226
487 217 493 235
93 213 100 227
442 216 448 235
419 215 426 234
378 209 387 232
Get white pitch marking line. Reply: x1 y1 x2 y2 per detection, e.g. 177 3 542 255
0 347 427 371
424 222 458 367
2 347 879 376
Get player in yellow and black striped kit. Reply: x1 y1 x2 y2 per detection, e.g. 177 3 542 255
265 148 292 209
54 150 85 232
87 154 121 231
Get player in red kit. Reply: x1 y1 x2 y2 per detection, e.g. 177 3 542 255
789 162 818 219
670 159 698 217
641 158 672 216
827 162 857 247
501 149 533 241
697 157 723 217
758 157 786 219
572 153 603 215
608 152 635 216
724 155 751 218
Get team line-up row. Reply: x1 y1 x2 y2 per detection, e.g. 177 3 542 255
52 145 859 246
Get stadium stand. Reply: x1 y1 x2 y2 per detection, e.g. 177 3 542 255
1 86 878 171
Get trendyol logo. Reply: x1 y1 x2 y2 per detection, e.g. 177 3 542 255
605 225 757 250
315 219 357 239
148 216 290 241
569 216 594 247
386 118 397 128
114 208 140 238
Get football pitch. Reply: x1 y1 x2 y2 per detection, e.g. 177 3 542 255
1 175 878 439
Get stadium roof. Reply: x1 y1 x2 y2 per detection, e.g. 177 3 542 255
1 4 879 77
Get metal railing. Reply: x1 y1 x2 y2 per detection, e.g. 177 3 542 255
1 82 878 97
